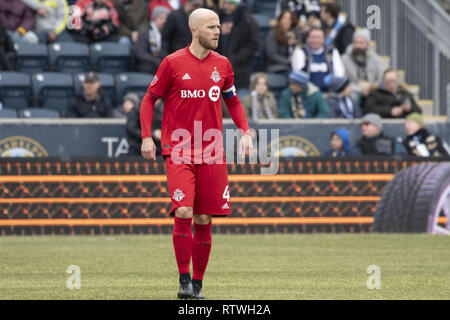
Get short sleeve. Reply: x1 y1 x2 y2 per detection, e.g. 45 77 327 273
147 58 172 98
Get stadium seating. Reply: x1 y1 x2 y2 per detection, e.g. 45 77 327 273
16 43 48 73
90 42 130 73
0 72 33 110
115 72 153 103
0 109 18 118
74 72 117 107
49 42 90 73
267 73 288 101
32 73 74 114
18 108 60 118
251 0 277 17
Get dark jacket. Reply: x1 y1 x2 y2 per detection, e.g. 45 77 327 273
403 128 449 157
0 0 35 31
0 22 16 70
356 133 401 156
265 28 301 74
112 0 148 38
327 93 362 119
65 89 113 118
218 6 259 88
324 20 354 55
365 85 422 118
160 7 191 58
134 23 162 74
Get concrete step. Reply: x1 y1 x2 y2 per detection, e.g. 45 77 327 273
406 84 420 100
418 100 434 116
380 56 390 72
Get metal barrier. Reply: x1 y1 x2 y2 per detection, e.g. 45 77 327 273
335 0 450 116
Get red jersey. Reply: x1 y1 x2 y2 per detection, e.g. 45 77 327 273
140 46 249 164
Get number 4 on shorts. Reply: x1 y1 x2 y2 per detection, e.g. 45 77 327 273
223 185 230 202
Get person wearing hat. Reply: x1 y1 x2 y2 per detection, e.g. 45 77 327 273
341 28 384 109
134 5 170 74
160 0 204 57
322 127 356 157
326 75 362 119
278 70 330 119
217 0 259 89
355 113 404 156
65 71 113 118
113 92 140 118
403 113 449 157
112 0 148 47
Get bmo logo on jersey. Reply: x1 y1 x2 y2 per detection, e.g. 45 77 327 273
208 86 220 102
180 90 206 98
180 86 221 102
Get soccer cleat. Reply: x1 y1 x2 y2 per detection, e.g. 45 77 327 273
192 280 205 299
177 280 194 299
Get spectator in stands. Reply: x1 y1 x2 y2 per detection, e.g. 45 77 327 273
275 0 321 21
126 98 163 157
160 0 203 57
70 0 119 43
112 0 148 48
218 0 259 89
365 69 422 118
0 22 17 70
327 76 361 119
148 0 185 19
356 113 404 156
242 73 277 121
21 0 71 43
403 113 449 157
0 0 38 44
65 71 113 118
320 1 354 55
291 27 345 92
323 128 355 157
266 9 302 75
342 28 384 110
278 70 329 119
134 6 169 74
113 92 139 118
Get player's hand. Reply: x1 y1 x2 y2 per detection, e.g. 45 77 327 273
141 137 156 160
238 134 254 158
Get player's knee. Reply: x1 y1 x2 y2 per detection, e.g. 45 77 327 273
175 207 193 219
193 214 212 225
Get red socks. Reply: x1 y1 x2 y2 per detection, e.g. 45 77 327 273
192 222 212 281
172 217 212 281
172 217 192 274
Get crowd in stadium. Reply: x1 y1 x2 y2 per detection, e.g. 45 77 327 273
0 0 449 158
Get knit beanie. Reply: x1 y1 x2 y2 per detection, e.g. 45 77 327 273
406 113 424 127
353 28 371 44
289 71 309 88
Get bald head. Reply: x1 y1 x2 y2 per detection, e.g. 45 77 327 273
189 8 219 29
189 8 220 51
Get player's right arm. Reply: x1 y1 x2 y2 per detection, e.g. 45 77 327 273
140 58 172 160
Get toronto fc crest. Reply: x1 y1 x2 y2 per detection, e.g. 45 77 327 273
210 68 221 83
173 189 185 202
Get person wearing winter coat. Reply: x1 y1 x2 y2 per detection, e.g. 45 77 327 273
326 76 362 119
242 73 278 121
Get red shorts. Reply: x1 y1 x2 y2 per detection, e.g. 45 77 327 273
165 156 231 217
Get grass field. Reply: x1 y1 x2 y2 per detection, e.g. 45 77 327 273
0 234 449 300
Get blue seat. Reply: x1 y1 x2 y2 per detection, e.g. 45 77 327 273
16 43 49 73
0 108 18 118
90 42 130 73
267 73 288 101
0 72 32 110
19 108 60 118
32 72 74 114
115 72 153 103
49 42 90 73
74 72 117 106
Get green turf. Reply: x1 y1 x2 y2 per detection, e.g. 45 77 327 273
0 234 449 300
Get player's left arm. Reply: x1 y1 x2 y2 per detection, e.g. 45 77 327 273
222 62 254 156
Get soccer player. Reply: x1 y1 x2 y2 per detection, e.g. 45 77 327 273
140 8 253 299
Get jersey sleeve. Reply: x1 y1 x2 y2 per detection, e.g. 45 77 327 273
147 57 172 99
221 59 237 99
